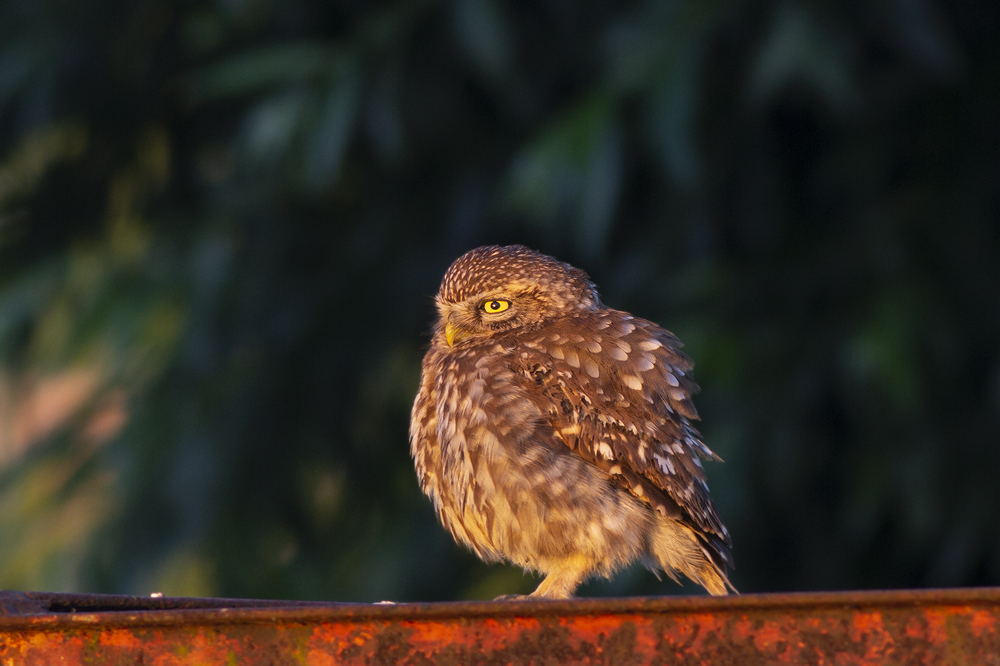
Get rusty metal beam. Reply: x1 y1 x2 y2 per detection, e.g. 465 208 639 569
0 587 998 664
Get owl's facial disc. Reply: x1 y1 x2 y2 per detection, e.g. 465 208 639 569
440 287 537 347
444 298 514 345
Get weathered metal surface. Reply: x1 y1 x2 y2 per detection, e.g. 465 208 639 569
0 588 998 665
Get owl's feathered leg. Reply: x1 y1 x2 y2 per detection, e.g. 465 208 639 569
529 555 590 599
492 555 592 601
647 518 735 596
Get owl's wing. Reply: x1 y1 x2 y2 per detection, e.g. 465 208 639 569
513 310 732 561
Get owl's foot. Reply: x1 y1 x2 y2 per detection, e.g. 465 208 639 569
493 594 531 601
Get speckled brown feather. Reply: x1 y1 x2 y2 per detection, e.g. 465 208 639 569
410 245 734 598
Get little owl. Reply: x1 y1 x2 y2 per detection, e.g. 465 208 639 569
410 245 733 598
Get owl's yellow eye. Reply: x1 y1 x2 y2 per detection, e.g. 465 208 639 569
482 299 511 314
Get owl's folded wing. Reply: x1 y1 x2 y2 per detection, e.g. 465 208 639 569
513 310 732 559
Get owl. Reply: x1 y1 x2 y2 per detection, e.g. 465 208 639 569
410 245 733 598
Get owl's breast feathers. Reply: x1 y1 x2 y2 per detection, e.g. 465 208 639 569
411 307 732 573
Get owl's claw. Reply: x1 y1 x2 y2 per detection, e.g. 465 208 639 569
493 593 531 601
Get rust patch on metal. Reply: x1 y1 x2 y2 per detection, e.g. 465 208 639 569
0 588 998 664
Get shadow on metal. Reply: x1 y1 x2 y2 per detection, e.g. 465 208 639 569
0 587 998 664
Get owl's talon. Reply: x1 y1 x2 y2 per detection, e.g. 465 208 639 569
493 594 531 601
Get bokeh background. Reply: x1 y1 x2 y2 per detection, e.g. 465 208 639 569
0 0 997 602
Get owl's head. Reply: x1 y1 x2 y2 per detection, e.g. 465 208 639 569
434 245 601 347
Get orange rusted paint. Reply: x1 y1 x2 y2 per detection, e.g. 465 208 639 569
0 588 998 664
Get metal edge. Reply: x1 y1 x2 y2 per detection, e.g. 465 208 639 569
0 587 998 631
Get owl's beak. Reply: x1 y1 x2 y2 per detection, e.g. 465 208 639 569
445 322 460 347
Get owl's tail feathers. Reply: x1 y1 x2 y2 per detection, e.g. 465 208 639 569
645 519 737 596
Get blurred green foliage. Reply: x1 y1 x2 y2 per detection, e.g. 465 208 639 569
0 0 997 601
